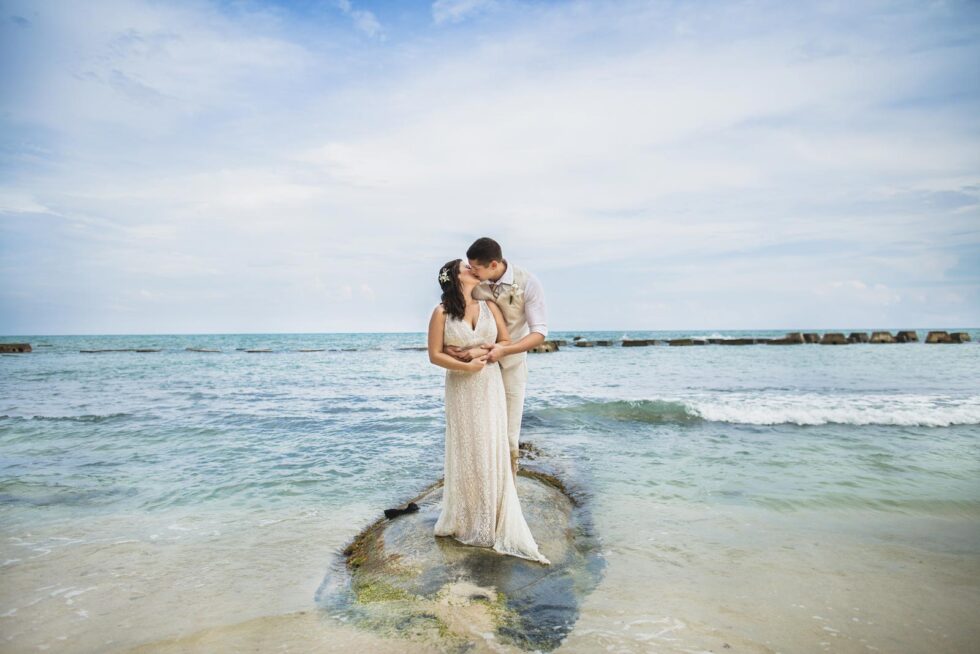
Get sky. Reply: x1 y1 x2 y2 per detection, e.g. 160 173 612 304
1 0 978 334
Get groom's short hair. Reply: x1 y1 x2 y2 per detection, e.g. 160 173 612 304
466 237 503 264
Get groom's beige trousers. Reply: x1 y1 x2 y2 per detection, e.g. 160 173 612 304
500 358 528 472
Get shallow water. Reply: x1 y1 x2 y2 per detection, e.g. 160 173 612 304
1 331 978 652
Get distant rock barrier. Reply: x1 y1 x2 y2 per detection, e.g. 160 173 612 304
926 331 972 343
530 341 559 353
567 330 974 347
0 343 32 353
768 333 804 345
80 348 161 353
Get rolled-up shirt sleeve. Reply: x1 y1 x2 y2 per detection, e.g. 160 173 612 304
523 273 548 338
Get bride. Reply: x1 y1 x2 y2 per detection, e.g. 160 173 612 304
427 258 551 565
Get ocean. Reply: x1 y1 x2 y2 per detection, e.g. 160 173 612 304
1 330 978 653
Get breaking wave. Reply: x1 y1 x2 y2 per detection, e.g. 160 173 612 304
530 395 980 427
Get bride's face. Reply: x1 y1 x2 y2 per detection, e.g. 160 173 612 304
457 261 478 285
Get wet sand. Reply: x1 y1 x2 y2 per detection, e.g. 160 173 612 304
3 496 977 653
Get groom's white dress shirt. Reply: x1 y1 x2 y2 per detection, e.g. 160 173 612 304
483 263 548 338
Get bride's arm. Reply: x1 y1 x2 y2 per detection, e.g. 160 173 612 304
428 306 487 372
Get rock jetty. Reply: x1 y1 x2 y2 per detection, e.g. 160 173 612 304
0 343 32 353
80 348 161 353
926 331 972 343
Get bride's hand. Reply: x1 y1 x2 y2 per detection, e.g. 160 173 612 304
466 354 489 372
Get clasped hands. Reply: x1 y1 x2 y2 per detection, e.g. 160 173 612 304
444 342 505 364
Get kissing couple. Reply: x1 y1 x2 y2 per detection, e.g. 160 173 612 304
426 237 551 564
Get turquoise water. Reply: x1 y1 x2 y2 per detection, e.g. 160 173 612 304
3 330 978 526
1 330 979 651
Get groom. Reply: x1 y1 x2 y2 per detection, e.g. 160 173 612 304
444 237 548 476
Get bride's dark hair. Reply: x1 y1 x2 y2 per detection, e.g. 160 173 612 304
438 259 466 321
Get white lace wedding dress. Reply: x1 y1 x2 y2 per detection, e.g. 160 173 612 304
433 300 551 565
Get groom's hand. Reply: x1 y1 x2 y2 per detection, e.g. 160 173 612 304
485 343 506 363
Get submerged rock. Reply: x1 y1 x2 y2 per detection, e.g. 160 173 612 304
870 331 896 343
316 452 604 652
895 331 918 343
0 343 31 353
950 332 971 343
848 332 869 343
529 341 559 353
926 331 949 343
820 332 847 345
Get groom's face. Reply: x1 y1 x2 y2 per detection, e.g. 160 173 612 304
467 259 498 282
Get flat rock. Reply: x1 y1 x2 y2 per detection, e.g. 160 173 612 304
316 463 604 652
0 343 31 353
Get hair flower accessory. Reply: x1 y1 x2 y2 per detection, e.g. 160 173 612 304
438 268 451 284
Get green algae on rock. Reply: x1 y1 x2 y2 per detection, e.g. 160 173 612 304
316 452 604 652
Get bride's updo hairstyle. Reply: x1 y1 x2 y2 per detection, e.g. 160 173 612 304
438 258 466 321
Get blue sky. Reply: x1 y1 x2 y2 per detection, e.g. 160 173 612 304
1 0 978 334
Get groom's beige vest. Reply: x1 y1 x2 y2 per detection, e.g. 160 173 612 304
472 264 530 371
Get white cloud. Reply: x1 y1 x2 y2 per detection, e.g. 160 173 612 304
432 0 497 25
336 0 383 39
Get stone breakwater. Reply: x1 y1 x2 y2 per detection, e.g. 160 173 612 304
534 330 972 350
0 330 972 355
